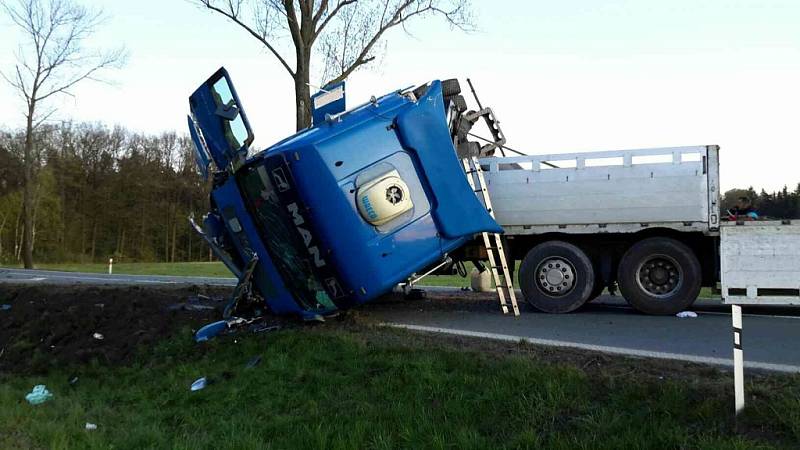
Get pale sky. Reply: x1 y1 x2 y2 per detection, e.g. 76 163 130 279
1 0 799 191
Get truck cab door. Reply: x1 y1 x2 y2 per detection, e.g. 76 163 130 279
188 67 254 173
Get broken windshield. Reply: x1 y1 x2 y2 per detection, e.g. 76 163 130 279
238 162 337 312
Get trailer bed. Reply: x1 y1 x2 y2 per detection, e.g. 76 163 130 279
481 145 720 235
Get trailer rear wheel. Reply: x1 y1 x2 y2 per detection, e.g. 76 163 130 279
617 237 701 315
519 241 594 313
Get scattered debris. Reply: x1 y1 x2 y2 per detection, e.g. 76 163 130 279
195 317 282 342
404 288 427 300
190 377 207 391
85 422 97 431
245 355 262 369
195 320 228 342
676 311 698 318
92 332 104 340
25 385 54 405
68 376 79 386
0 304 11 311
184 303 216 311
169 302 216 312
251 324 281 334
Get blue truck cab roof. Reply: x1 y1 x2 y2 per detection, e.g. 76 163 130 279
188 68 501 317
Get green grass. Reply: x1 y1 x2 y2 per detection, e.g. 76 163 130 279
1 326 797 449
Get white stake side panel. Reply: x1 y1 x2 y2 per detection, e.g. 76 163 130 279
721 222 800 305
480 146 716 232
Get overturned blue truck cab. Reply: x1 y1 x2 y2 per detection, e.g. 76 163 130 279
187 68 499 325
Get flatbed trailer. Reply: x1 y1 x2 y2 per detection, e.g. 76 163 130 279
473 144 799 315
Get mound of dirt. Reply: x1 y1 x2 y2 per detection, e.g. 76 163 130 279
0 283 233 374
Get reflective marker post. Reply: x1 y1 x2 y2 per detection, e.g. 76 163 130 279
108 257 113 275
732 305 745 415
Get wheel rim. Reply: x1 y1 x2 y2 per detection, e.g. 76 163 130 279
635 254 683 298
535 257 576 297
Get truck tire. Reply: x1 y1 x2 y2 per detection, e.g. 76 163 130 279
519 241 595 313
442 79 461 97
617 237 701 315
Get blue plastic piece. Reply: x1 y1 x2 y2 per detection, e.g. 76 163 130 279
195 320 227 342
190 377 207 391
25 385 53 405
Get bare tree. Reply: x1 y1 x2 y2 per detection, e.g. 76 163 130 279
195 0 472 131
1 0 125 268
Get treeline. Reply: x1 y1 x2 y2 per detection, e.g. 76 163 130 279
1 122 798 265
0 122 210 264
722 186 800 219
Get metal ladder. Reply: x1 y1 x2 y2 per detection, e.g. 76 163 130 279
462 156 520 316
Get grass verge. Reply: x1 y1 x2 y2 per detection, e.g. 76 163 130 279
1 324 797 449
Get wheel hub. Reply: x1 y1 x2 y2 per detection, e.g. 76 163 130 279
535 257 576 297
637 256 682 297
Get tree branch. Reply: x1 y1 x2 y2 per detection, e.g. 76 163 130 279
196 0 295 77
282 0 303 57
324 0 471 86
313 0 355 39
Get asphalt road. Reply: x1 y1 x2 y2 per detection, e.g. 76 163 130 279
366 292 800 373
0 268 237 286
2 268 798 372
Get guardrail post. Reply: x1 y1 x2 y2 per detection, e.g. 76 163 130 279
732 304 745 415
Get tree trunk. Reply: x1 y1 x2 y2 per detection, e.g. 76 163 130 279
21 104 35 268
91 221 97 262
0 213 7 260
170 218 177 263
119 228 125 258
14 203 22 261
294 53 312 130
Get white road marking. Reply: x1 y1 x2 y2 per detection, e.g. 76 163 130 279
690 310 800 320
384 323 800 374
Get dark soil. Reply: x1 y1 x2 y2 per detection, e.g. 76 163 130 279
0 283 234 374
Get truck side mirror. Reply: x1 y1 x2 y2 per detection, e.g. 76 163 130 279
189 68 254 172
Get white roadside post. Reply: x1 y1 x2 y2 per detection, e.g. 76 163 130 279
108 257 113 275
732 305 745 415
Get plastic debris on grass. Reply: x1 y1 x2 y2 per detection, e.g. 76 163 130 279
676 311 698 318
245 355 262 369
190 377 207 391
25 385 54 405
85 423 98 431
93 332 104 340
